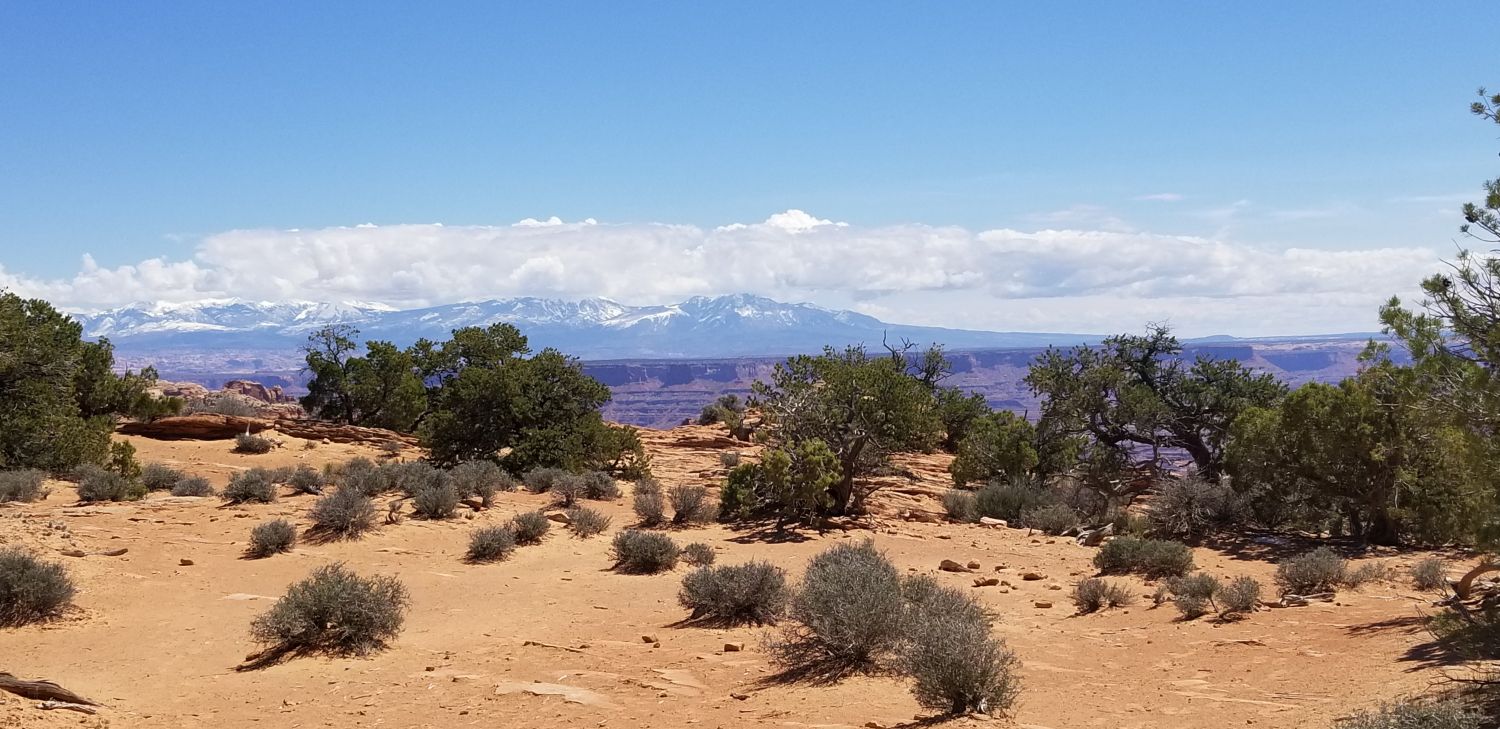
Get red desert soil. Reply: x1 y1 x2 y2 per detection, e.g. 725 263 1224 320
0 425 1454 728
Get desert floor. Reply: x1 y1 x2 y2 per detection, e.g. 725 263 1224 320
0 425 1465 728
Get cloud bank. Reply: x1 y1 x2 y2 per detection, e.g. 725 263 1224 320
0 210 1442 336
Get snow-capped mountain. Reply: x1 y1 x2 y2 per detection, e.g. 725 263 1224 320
71 294 1104 359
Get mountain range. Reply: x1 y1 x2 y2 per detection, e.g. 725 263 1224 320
74 294 1119 359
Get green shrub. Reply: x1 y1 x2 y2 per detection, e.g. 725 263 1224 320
580 471 620 500
975 477 1050 522
249 563 408 657
1411 557 1447 591
1346 561 1392 587
942 490 979 523
1337 699 1481 729
222 468 278 504
450 461 512 507
171 476 214 497
466 525 517 563
511 511 550 544
1093 536 1195 579
678 561 789 625
0 547 75 627
523 467 570 493
682 542 716 566
669 485 717 525
565 505 611 538
76 464 145 502
899 575 1021 715
337 457 385 496
234 432 274 454
141 462 185 491
549 473 586 507
770 540 905 672
610 530 680 574
1022 503 1078 535
247 519 297 558
287 464 326 495
1275 547 1347 595
1072 577 1133 614
1147 477 1247 540
1168 573 1220 619
308 488 377 540
1216 576 1262 619
0 469 47 503
719 451 742 468
633 484 667 527
410 477 460 519
381 461 442 497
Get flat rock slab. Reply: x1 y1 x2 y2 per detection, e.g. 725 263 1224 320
494 681 620 709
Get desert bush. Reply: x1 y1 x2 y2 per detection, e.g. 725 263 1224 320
234 432 274 454
1072 577 1134 614
719 451 742 468
511 510 550 544
222 468 278 504
249 563 408 657
287 464 326 495
1147 477 1247 540
247 519 297 558
682 542 716 566
466 525 517 563
0 547 75 627
171 476 214 497
678 561 789 625
669 484 717 525
1093 536 1195 579
942 490 980 523
75 464 146 502
566 505 611 538
1336 699 1481 729
975 477 1051 522
141 462 185 491
580 471 620 500
450 460 512 507
1168 572 1221 619
1411 557 1447 591
523 467 570 493
610 530 680 574
1022 503 1078 535
549 473 587 507
1345 561 1392 587
1217 576 1262 619
308 488 377 540
411 476 461 519
381 461 442 497
1275 547 1347 595
633 486 667 527
0 469 47 503
899 575 1021 715
770 540 906 672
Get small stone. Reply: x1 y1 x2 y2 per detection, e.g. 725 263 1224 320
641 634 658 643
972 577 1000 588
724 642 745 652
547 512 571 525
1047 584 1062 591
939 559 971 573
966 560 981 570
979 517 1007 527
425 666 436 672
179 558 194 566
1034 600 1053 609
1022 572 1046 581
730 692 750 701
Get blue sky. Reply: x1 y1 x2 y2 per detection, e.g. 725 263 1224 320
1 3 1497 335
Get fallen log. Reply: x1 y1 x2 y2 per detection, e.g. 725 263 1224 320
37 700 97 714
0 673 101 706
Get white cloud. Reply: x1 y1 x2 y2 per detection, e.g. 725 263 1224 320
0 210 1446 336
1134 192 1183 202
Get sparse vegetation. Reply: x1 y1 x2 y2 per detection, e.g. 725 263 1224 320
75 464 146 502
0 547 75 627
171 476 214 497
1160 573 1261 621
1021 502 1078 535
466 525 517 563
975 477 1050 523
234 432 274 454
0 469 47 503
308 488 377 540
1336 699 1481 729
1275 547 1348 595
770 540 906 673
633 479 667 527
142 462 185 491
1411 557 1447 591
450 460 512 507
565 505 611 538
1147 477 1247 540
942 490 979 523
1093 536 1195 579
221 468 278 504
610 530 681 574
682 542 716 566
899 576 1021 716
248 563 408 660
669 484 716 525
549 473 586 507
511 510 550 544
410 476 460 519
524 467 569 494
1217 576 1262 619
719 451 741 468
287 464 326 495
678 561 789 625
580 470 620 500
247 519 297 558
1071 578 1134 614
1167 572 1220 619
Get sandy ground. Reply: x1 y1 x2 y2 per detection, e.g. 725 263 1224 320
0 425 1463 728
